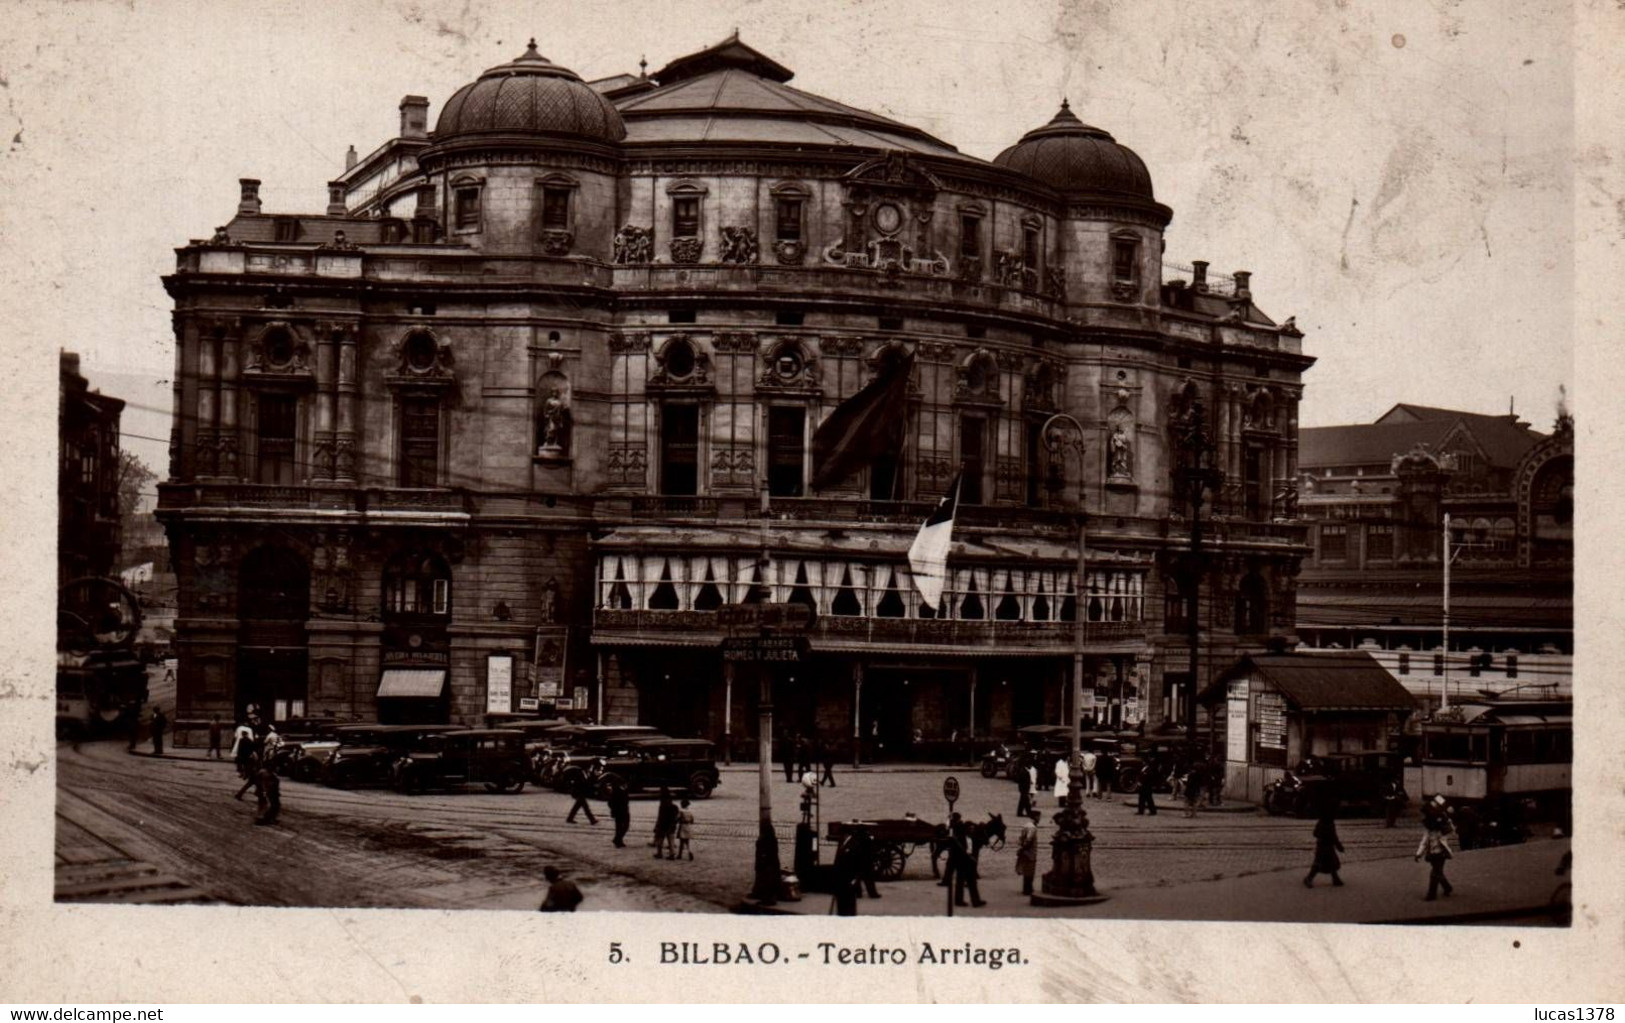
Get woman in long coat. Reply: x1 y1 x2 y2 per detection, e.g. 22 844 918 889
1052 756 1070 807
1303 808 1346 887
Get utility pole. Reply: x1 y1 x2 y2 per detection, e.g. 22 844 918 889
1442 512 1452 712
1175 400 1223 745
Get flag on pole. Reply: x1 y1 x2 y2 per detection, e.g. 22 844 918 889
908 472 961 613
810 347 915 491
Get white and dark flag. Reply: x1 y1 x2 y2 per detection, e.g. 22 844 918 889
907 473 961 613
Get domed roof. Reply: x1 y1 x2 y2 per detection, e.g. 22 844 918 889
994 101 1154 201
435 40 626 144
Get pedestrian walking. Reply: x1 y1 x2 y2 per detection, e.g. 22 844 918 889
1206 753 1225 807
1303 809 1345 887
1182 763 1204 818
779 733 796 783
231 719 255 779
565 770 599 824
1015 809 1042 896
1382 777 1404 828
1135 756 1158 815
938 815 986 908
538 865 583 912
844 826 881 899
262 725 283 769
1096 751 1117 800
1080 747 1098 798
1052 755 1070 806
1014 759 1033 818
149 706 168 757
206 714 224 760
127 704 143 752
234 755 281 825
651 786 674 848
676 799 695 860
1416 819 1455 900
655 788 679 859
819 742 837 787
607 780 631 848
795 735 812 780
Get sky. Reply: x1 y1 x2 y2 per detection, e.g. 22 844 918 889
0 0 1576 479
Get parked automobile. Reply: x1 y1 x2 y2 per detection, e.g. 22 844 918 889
1263 751 1407 817
392 729 531 794
323 724 469 788
282 722 378 781
980 725 1074 784
540 725 666 789
592 738 721 799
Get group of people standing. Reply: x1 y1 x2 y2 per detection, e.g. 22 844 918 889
779 734 838 787
125 704 168 757
570 778 695 861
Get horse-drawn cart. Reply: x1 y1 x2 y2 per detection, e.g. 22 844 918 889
826 817 940 880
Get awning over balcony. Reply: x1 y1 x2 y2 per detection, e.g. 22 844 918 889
377 668 447 699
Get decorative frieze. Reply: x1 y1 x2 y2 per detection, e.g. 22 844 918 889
718 227 759 265
612 225 653 264
608 331 652 353
711 331 760 353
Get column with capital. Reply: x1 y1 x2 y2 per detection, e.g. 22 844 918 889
312 323 337 481
196 324 219 477
217 321 240 478
334 326 359 482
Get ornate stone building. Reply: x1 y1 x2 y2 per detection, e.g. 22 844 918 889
158 35 1314 741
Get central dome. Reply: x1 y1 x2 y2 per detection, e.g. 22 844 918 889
435 40 627 144
994 101 1154 201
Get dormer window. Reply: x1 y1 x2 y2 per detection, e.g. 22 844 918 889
454 185 482 231
673 197 700 239
273 218 301 242
541 187 571 230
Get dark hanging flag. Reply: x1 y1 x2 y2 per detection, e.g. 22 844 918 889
810 347 915 490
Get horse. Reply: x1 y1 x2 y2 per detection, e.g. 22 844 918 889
928 812 1007 879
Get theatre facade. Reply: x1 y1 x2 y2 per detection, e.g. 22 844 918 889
157 35 1314 748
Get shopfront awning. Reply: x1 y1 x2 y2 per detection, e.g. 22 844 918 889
377 668 447 699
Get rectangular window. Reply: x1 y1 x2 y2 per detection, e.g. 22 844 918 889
1243 446 1266 519
1022 226 1040 268
399 398 441 487
959 215 981 259
672 197 700 238
878 315 904 332
1506 654 1518 679
1112 238 1137 281
667 308 696 324
766 406 805 498
1366 523 1394 561
870 450 901 501
455 187 481 230
660 404 699 496
256 394 297 485
966 325 986 340
775 198 802 242
775 309 804 327
959 415 985 505
432 578 449 615
1433 653 1445 676
541 187 571 230
1025 421 1043 507
1398 653 1410 676
1319 524 1348 561
1468 654 1483 677
273 218 300 242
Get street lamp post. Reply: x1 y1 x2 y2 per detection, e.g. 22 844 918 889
1174 400 1224 746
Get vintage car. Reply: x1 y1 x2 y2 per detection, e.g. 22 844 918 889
392 729 531 794
539 725 666 788
322 724 469 788
1263 751 1408 817
592 738 722 799
281 722 379 781
979 725 1074 784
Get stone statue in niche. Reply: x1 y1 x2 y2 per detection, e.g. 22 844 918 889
538 388 572 457
612 224 652 264
1108 423 1135 481
719 226 759 265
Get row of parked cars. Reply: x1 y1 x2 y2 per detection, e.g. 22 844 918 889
980 724 1211 793
262 716 722 799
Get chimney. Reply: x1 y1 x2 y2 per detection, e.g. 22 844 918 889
1191 260 1209 293
238 178 262 216
326 181 348 217
399 95 430 139
61 351 81 378
345 145 358 170
1233 270 1252 301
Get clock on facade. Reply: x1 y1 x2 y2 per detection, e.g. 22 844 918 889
873 202 902 235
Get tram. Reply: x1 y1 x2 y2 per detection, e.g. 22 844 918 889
1419 698 1572 813
56 577 148 739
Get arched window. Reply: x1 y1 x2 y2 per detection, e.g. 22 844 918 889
382 552 451 616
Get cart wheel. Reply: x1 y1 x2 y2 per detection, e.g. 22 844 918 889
1117 766 1142 793
687 773 715 799
1263 788 1285 816
872 843 907 881
980 761 998 779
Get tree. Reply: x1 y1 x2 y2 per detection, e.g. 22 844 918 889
115 451 159 563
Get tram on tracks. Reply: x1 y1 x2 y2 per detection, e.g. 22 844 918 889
1419 698 1572 816
56 576 148 739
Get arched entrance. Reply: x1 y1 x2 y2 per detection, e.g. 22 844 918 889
237 545 310 721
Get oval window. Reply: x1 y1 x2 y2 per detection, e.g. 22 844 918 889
405 332 438 372
665 339 696 379
264 330 294 368
775 351 802 380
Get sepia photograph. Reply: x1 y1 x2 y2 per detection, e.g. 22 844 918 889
3 0 1621 1005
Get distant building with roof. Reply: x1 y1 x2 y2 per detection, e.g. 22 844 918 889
59 351 126 588
1296 403 1573 711
157 34 1315 739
